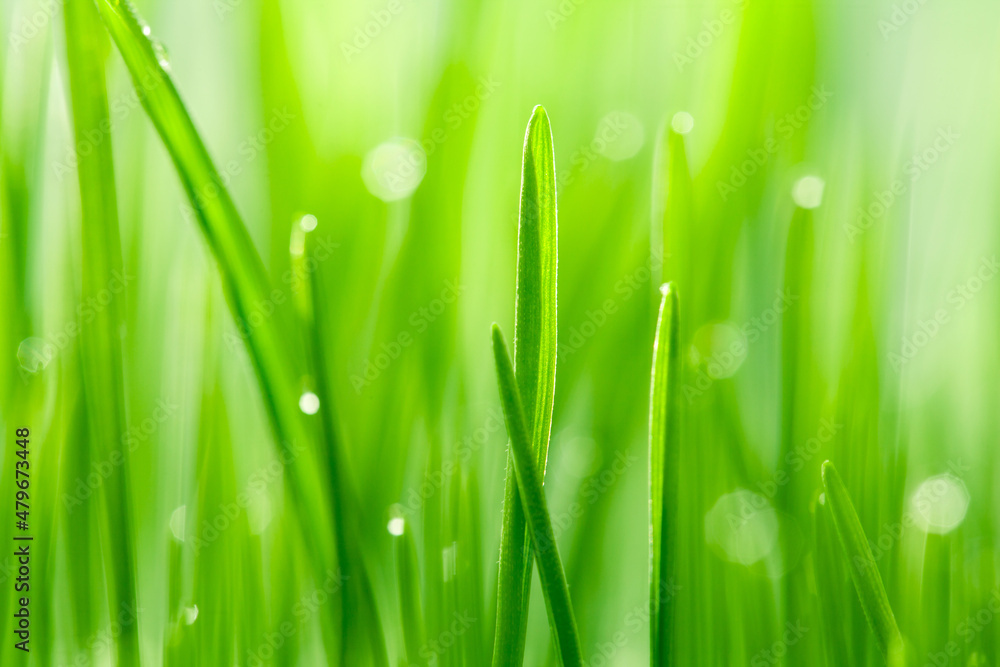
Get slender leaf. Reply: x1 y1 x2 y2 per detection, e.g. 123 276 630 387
62 1 139 663
821 460 902 661
493 103 559 667
92 0 339 616
649 283 679 667
491 324 581 667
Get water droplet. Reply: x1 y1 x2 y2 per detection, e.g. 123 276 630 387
912 473 969 534
704 489 779 566
169 505 186 541
594 111 645 162
299 391 320 415
362 138 427 202
299 214 318 232
671 111 694 135
818 493 826 506
17 337 53 373
142 25 152 37
152 42 171 72
387 517 405 536
792 175 825 209
183 605 198 625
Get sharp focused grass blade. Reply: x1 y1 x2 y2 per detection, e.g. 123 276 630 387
821 461 902 661
649 283 679 667
62 1 139 663
491 324 581 667
493 104 558 667
92 0 339 616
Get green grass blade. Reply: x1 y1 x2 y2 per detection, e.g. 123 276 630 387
92 0 339 605
393 518 425 664
62 1 139 663
491 324 580 667
649 283 679 667
493 104 559 667
821 460 902 661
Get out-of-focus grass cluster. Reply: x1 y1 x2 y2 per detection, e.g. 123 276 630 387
2 0 1000 665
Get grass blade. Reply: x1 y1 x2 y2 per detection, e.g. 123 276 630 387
62 1 139 663
491 324 581 667
493 104 559 667
821 460 902 661
92 0 341 622
649 283 679 667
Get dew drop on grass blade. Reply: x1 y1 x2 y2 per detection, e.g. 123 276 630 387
90 0 353 650
493 105 558 667
649 283 679 667
491 324 581 667
821 460 902 661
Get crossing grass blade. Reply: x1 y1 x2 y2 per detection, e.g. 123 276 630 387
821 460 902 661
493 104 559 667
491 324 581 667
62 1 139 663
649 283 679 667
92 0 341 619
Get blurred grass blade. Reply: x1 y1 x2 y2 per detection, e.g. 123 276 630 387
821 461 902 661
393 519 425 664
491 324 581 667
62 0 139 663
493 104 559 667
649 283 679 667
92 0 340 615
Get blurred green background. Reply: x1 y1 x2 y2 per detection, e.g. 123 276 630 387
2 0 1000 664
